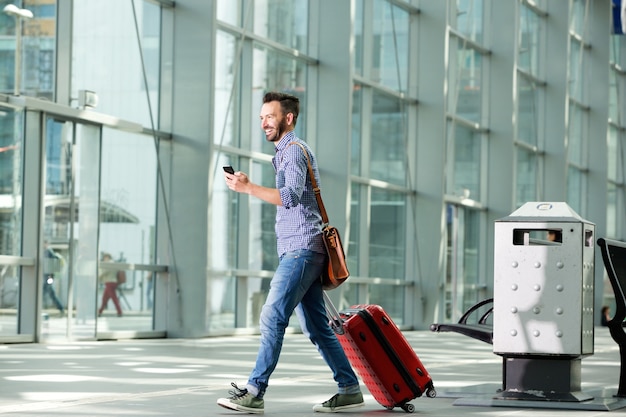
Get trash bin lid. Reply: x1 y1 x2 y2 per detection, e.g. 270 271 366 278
497 202 591 223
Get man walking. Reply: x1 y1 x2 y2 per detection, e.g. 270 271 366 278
217 92 363 414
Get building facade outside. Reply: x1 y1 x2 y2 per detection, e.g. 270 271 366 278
0 0 624 342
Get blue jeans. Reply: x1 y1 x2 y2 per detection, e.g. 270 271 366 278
247 249 360 398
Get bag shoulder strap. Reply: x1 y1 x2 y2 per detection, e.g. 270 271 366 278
287 142 329 225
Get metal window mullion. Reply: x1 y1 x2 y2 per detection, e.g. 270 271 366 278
446 113 487 133
215 21 319 65
521 0 548 17
448 28 491 55
517 68 547 87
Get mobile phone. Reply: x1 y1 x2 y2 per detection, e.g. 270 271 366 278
223 166 235 175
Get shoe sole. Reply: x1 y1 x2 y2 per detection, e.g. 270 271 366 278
312 402 365 413
217 398 264 414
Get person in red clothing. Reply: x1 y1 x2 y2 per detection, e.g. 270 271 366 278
98 253 123 317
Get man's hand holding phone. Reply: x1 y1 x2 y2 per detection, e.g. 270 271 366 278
223 165 250 194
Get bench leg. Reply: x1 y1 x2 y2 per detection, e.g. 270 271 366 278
618 344 626 397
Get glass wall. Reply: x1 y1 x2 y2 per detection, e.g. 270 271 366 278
443 0 487 321
68 0 163 334
40 117 103 342
348 0 417 323
566 0 591 214
514 1 546 207
211 0 311 330
0 0 55 98
604 33 626 313
97 128 158 330
1 0 622 339
71 0 161 126
0 107 24 336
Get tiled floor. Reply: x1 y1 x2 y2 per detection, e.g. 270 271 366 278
0 327 624 416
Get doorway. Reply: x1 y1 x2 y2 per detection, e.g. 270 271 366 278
444 203 482 322
40 117 101 341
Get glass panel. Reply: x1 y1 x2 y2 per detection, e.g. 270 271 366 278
0 107 23 255
97 128 157 332
241 159 278 329
370 91 406 184
461 208 480 313
370 284 405 325
369 188 406 280
454 0 484 43
609 70 616 123
566 166 582 213
251 44 308 155
444 204 454 320
41 119 102 341
217 0 241 26
347 184 361 276
248 160 279 271
42 118 73 336
569 0 587 36
209 152 238 331
71 123 101 338
607 126 618 182
619 132 625 184
214 31 240 147
372 0 409 92
449 39 483 123
354 0 364 76
351 84 362 176
517 75 539 147
516 148 537 207
568 38 584 100
210 275 235 331
607 182 617 238
0 265 19 335
451 122 481 201
568 102 584 165
518 4 541 76
444 204 480 321
253 0 308 52
0 107 23 336
0 0 56 98
72 0 161 126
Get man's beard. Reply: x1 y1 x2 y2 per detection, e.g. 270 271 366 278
266 118 289 142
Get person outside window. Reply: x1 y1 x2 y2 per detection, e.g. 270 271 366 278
42 241 64 315
217 92 364 414
601 305 611 327
98 253 123 317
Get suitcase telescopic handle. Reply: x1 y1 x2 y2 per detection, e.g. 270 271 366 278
323 291 345 335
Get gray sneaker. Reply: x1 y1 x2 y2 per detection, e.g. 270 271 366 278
312 392 364 413
217 383 264 414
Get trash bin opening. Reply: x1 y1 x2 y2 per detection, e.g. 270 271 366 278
512 229 562 246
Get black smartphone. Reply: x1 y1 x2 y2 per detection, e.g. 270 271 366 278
223 166 235 175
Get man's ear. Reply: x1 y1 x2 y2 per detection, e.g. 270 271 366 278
286 112 294 126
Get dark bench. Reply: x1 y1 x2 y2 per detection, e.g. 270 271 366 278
597 237 626 398
429 298 494 345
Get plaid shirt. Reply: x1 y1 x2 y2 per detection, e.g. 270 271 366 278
271 131 326 257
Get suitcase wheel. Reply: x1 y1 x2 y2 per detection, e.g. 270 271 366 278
401 403 415 413
426 387 437 398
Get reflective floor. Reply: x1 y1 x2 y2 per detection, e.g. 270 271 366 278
0 326 624 416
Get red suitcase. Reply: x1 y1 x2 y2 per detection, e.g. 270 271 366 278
328 302 436 413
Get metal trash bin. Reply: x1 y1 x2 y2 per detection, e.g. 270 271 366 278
492 202 595 401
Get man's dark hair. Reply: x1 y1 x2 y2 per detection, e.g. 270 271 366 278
263 92 299 126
